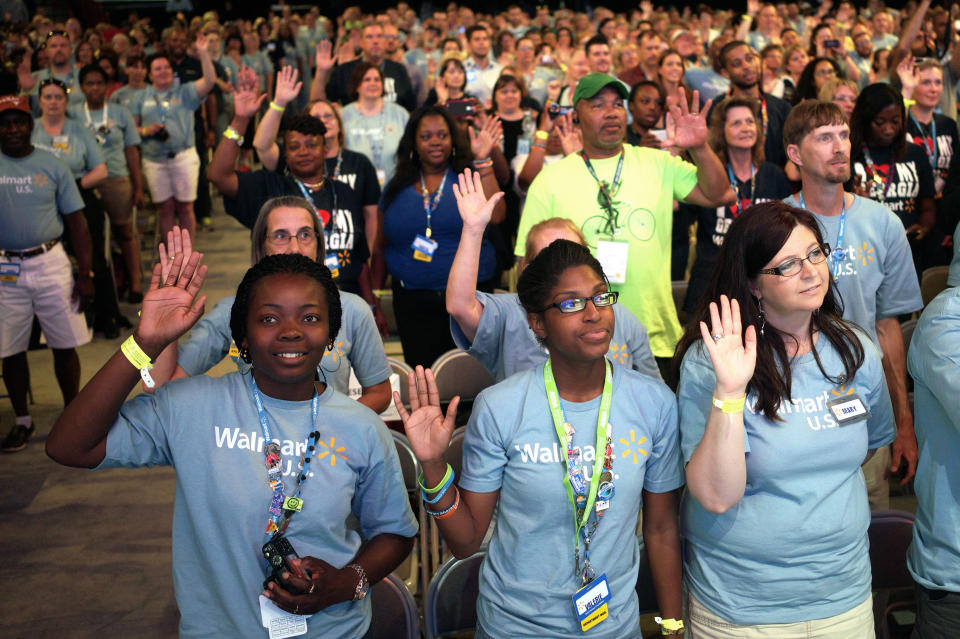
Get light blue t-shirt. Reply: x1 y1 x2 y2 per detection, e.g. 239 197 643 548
340 102 409 184
177 292 391 394
905 286 960 593
128 81 203 160
450 291 660 382
948 222 960 287
98 372 418 638
31 117 105 181
460 364 684 638
0 148 85 249
31 67 84 111
242 51 272 92
67 102 141 178
677 332 896 624
786 193 923 342
110 85 147 110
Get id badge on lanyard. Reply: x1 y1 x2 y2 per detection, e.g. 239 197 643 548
0 262 21 285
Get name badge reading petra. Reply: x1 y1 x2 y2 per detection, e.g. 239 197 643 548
0 263 21 285
324 253 340 278
596 240 629 284
412 234 438 262
572 573 611 632
827 393 870 426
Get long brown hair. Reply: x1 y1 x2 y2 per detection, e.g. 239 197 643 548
673 201 865 420
708 96 766 167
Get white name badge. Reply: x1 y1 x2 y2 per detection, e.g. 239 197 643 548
324 253 340 279
0 262 21 285
572 573 611 632
259 595 308 639
827 393 871 426
596 240 629 284
412 234 438 262
376 169 386 186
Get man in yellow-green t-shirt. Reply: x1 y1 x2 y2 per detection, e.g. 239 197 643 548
516 73 734 376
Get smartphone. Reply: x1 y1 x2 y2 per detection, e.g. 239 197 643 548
446 98 475 117
824 39 841 48
547 103 574 119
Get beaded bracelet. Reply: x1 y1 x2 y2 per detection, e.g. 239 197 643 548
427 486 461 519
422 468 455 504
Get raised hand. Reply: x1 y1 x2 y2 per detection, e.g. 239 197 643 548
315 40 336 72
663 88 711 151
134 250 207 356
274 65 302 107
234 81 267 118
555 111 582 156
194 33 210 55
698 295 757 399
453 168 505 231
896 55 918 100
434 76 449 105
469 114 502 160
158 226 193 283
236 65 260 94
394 366 459 465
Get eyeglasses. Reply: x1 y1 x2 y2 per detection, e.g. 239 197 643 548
267 229 318 246
758 243 830 277
541 291 619 313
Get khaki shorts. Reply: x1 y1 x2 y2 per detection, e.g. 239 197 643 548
96 176 134 226
142 147 200 203
0 243 90 357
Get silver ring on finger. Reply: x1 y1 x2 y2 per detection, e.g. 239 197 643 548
294 603 300 615
308 583 316 595
712 333 723 343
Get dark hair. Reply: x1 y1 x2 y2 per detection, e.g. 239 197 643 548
709 96 765 166
517 239 609 342
381 105 472 210
673 202 865 421
347 61 384 101
286 113 327 138
794 56 843 103
125 54 147 69
230 254 342 356
440 37 462 52
438 57 467 91
629 80 665 106
718 40 749 71
850 82 907 162
38 77 69 97
491 73 527 112
79 63 107 84
808 24 833 56
556 26 574 45
145 52 171 82
584 34 609 55
782 99 847 148
597 17 614 35
465 25 488 42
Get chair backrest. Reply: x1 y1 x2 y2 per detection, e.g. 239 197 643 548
425 546 487 639
672 280 688 322
368 573 421 639
868 510 915 590
379 292 400 335
920 265 949 307
391 431 420 495
431 349 496 403
444 426 467 479
389 357 414 406
900 319 918 354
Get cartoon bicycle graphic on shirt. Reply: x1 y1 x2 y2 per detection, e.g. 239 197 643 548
580 182 656 246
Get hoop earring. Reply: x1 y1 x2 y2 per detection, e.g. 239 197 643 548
239 346 252 364
757 299 766 337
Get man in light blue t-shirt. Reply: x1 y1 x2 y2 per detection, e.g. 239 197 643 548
906 286 960 638
18 31 83 110
783 100 922 508
948 222 960 287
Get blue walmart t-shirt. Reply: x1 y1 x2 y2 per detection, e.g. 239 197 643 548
128 81 203 160
177 292 391 393
460 364 684 638
450 291 660 382
677 331 896 624
68 102 141 178
785 193 923 342
31 117 105 181
906 286 960 593
98 372 418 638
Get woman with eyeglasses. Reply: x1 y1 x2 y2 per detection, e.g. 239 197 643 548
681 97 791 315
794 57 844 104
148 197 394 414
674 201 894 637
818 78 859 120
395 222 685 638
72 63 145 305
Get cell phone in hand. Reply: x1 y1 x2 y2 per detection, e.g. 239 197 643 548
825 39 841 48
447 98 476 117
262 535 309 594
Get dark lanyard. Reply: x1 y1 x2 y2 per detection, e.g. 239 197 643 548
294 177 337 231
581 149 625 237
909 113 939 171
250 377 320 542
726 163 756 218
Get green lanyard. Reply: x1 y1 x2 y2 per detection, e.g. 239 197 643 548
544 358 613 583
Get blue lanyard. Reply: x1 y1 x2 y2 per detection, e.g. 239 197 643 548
798 191 846 281
250 376 320 542
419 169 448 238
909 112 938 171
726 163 755 218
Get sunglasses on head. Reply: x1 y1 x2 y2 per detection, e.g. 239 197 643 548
39 78 69 94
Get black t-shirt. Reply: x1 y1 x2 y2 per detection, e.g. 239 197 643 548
681 162 793 313
705 92 791 168
326 149 381 207
499 113 538 164
223 170 369 294
850 144 936 229
905 112 959 186
171 56 206 137
325 59 416 112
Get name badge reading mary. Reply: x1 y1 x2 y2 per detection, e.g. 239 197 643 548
572 573 611 632
827 392 870 426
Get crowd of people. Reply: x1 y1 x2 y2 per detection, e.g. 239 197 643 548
2 1 959 638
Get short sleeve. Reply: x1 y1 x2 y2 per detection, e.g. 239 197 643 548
514 173 552 256
78 126 106 171
55 162 85 214
619 309 662 381
225 170 279 228
876 211 923 318
642 390 684 493
177 297 235 376
459 393 509 494
668 152 699 202
451 292 511 377
120 107 142 147
352 418 419 539
181 82 203 111
343 299 391 387
859 338 897 449
907 292 960 431
98 389 176 469
357 154 381 206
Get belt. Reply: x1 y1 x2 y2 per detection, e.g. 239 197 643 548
0 238 60 259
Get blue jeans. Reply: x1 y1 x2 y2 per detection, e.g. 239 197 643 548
913 584 960 639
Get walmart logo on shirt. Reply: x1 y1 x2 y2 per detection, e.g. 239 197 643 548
0 173 49 194
214 427 338 477
746 390 850 431
829 241 875 279
515 423 644 467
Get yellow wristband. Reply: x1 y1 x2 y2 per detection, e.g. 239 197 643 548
535 129 549 141
121 335 156 388
903 98 916 108
269 101 285 113
712 395 746 413
223 127 244 145
656 617 685 635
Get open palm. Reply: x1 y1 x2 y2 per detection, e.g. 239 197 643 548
394 367 459 464
453 168 504 232
137 252 207 353
663 88 710 150
698 295 757 397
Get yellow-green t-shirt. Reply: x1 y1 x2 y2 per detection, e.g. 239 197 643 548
516 144 698 357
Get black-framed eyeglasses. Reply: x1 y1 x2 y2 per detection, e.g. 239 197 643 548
541 291 619 313
758 243 830 277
